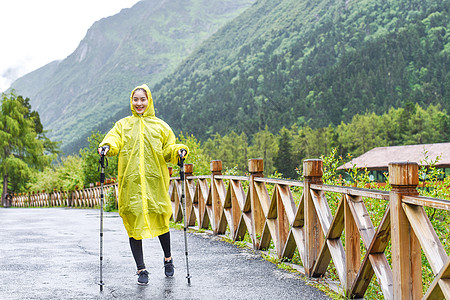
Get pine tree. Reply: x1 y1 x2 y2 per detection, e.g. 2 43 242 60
274 127 296 179
248 125 278 175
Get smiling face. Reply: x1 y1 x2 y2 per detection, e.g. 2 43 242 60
132 89 148 114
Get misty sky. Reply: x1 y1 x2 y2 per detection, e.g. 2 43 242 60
0 0 141 92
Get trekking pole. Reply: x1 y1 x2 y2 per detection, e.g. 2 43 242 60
178 153 191 285
98 147 108 292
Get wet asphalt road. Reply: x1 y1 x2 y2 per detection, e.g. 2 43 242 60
0 208 330 299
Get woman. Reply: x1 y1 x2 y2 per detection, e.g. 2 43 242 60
98 84 188 285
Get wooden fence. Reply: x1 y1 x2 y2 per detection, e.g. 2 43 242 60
10 184 119 208
9 158 450 299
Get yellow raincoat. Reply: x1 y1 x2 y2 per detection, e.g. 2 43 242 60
99 84 188 239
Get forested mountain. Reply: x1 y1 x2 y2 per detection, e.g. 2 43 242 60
154 0 449 140
9 0 449 155
8 0 255 153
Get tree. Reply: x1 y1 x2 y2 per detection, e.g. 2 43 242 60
274 127 297 179
292 124 337 165
176 132 211 175
0 92 54 205
202 131 249 173
337 112 387 157
27 155 85 192
248 125 278 175
79 131 118 186
16 95 60 155
222 131 248 173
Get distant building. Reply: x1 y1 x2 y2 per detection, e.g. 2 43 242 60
337 143 450 181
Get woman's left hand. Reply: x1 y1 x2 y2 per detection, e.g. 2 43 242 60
178 148 187 159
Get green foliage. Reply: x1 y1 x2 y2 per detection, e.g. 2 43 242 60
336 103 450 158
166 103 450 179
27 155 84 192
0 92 56 200
155 0 449 144
192 103 449 181
319 147 450 299
175 132 211 175
203 131 249 173
293 124 337 166
169 220 184 231
337 113 388 157
28 167 58 193
79 131 118 187
103 186 117 212
247 125 278 175
417 152 449 294
274 127 297 179
320 148 344 185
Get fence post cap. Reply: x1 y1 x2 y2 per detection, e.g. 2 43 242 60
248 158 264 174
185 163 193 175
303 159 323 177
210 160 222 172
388 161 419 186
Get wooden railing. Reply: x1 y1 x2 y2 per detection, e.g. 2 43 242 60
9 158 450 299
9 184 118 208
169 159 450 299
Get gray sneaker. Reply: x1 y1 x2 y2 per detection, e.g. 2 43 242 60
137 270 149 285
164 259 174 277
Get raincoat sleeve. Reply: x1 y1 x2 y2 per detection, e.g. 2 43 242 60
99 121 124 157
162 128 189 165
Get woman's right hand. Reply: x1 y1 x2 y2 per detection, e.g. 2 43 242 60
98 146 110 156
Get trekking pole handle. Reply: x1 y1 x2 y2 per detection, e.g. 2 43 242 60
178 148 187 160
178 158 184 180
177 148 187 179
98 146 109 183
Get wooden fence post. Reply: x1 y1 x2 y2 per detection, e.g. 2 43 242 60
249 158 264 249
185 164 193 177
389 162 422 299
211 160 222 233
303 159 324 276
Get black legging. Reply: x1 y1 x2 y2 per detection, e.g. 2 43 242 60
129 231 171 270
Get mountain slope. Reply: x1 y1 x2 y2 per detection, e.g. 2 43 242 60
9 0 255 153
10 0 449 155
153 0 449 139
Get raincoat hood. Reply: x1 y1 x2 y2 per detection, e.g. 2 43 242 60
130 84 155 117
